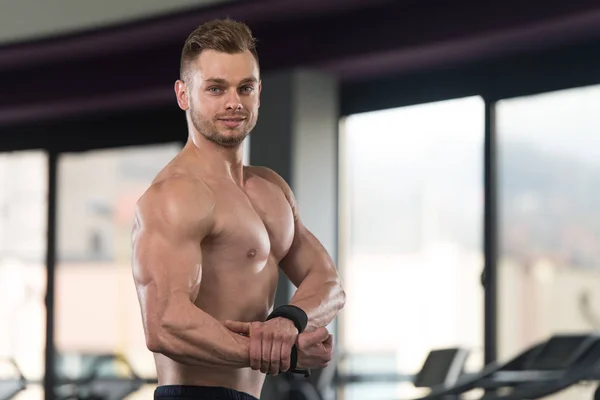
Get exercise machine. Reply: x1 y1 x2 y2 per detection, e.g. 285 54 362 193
0 358 26 400
413 333 600 400
54 353 145 400
331 347 471 400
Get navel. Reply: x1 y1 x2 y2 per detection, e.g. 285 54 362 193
247 249 257 258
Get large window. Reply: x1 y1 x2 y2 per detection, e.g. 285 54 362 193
497 84 600 398
0 151 48 399
55 143 181 399
338 97 485 399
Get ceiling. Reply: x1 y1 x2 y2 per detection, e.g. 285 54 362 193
1 0 600 134
0 0 235 45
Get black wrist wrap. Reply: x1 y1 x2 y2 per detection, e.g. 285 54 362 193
266 305 308 334
266 305 311 377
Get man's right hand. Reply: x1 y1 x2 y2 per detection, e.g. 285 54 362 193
224 322 333 372
295 327 334 370
223 319 298 374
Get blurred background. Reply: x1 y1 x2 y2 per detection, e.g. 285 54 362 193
1 0 600 399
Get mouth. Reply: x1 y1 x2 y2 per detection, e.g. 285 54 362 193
218 118 246 128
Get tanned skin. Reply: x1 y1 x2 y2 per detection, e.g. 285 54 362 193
132 49 345 399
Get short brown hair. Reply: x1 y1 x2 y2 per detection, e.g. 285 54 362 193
180 18 259 83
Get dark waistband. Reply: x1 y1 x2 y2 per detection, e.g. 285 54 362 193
154 385 259 400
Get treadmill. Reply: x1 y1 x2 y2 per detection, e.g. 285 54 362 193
481 334 600 400
333 347 471 399
0 358 26 400
412 333 600 400
54 353 145 400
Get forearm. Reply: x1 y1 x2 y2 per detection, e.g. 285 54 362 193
289 272 346 332
150 300 250 369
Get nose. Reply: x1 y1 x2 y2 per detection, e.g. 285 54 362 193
225 91 243 112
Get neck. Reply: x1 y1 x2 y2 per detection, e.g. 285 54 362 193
187 131 246 185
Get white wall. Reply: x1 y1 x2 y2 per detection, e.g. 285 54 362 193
0 0 235 45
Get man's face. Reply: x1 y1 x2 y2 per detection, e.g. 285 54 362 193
184 49 261 148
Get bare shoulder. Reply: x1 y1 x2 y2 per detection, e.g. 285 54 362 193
245 165 292 194
135 172 216 236
245 165 299 219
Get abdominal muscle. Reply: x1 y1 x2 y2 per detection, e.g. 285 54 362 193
153 258 280 399
154 355 265 398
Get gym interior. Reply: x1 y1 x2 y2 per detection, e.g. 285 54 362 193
2 0 600 399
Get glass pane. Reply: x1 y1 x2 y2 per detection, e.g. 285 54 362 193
497 84 600 399
0 151 47 399
55 143 181 399
339 97 485 399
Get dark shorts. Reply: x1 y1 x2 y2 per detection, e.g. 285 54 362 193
154 385 259 400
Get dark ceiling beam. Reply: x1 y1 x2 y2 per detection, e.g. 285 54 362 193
0 0 395 71
341 38 600 116
0 87 174 127
1 0 600 128
321 8 600 81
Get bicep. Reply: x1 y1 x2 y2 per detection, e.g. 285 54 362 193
279 219 338 287
132 181 212 323
132 223 203 308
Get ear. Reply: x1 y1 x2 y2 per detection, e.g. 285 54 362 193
175 80 190 111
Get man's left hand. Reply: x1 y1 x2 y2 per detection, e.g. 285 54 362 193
224 318 299 375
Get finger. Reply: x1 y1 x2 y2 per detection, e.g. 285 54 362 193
269 334 282 376
251 336 262 370
301 327 329 347
325 336 334 359
280 340 293 372
236 334 251 346
323 337 334 367
250 323 262 370
314 327 330 341
261 333 272 374
224 320 251 335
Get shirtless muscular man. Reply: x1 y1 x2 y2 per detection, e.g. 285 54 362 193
131 18 346 400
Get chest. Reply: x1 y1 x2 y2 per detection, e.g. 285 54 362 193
211 180 295 262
